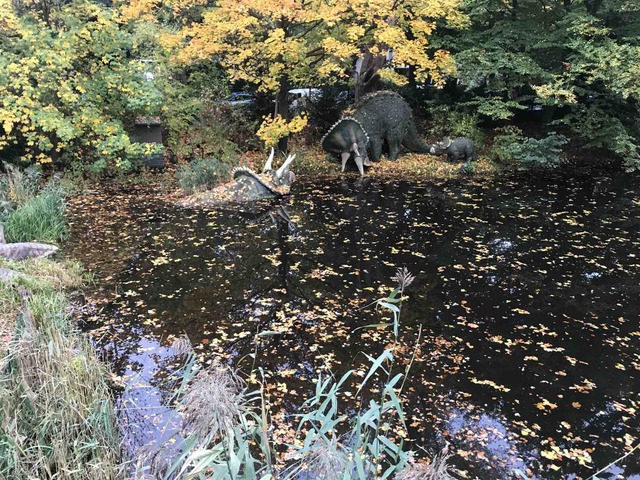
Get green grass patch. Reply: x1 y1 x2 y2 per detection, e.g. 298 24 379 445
4 183 67 244
0 164 68 244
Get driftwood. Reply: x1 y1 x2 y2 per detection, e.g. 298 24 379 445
0 224 58 261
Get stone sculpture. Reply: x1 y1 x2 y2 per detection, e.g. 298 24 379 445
321 91 432 176
430 137 477 164
180 149 296 206
0 224 59 261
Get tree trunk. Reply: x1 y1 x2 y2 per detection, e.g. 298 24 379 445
584 0 603 14
274 77 290 153
354 51 386 102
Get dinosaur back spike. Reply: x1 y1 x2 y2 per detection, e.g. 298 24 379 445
232 166 255 180
232 165 281 196
321 117 369 146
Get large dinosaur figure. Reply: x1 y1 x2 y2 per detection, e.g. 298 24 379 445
321 91 431 176
180 150 296 207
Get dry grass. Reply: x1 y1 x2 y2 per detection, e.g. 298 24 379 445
0 287 17 346
0 261 122 480
0 258 85 351
395 449 458 480
180 361 245 441
296 437 350 480
171 334 193 356
366 153 497 181
19 258 85 289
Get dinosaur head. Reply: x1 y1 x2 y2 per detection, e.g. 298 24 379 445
230 149 297 200
438 137 452 149
430 137 452 155
262 148 296 189
321 117 369 176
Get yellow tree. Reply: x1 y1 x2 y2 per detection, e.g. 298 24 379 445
339 0 468 99
166 0 341 150
121 0 467 149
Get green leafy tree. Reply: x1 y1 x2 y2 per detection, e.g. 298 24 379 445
432 0 640 169
0 0 162 170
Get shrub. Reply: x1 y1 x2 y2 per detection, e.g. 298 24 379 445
0 1 162 169
490 127 568 170
429 108 486 148
561 106 640 171
177 157 233 194
161 61 264 160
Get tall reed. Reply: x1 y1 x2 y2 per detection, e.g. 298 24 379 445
0 261 122 479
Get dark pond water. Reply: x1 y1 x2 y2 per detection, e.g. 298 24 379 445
66 173 640 479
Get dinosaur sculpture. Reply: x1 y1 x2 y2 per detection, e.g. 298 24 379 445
321 91 432 176
0 224 59 261
180 150 296 207
430 137 477 164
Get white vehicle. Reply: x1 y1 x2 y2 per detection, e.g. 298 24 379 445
288 88 322 102
288 88 322 112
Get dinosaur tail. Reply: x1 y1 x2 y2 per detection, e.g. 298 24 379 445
402 120 432 153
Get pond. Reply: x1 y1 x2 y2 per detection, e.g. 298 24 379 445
65 172 640 479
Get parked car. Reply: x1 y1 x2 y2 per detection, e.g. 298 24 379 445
289 88 322 101
220 92 255 107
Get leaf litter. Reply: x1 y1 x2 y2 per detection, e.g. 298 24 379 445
65 173 640 479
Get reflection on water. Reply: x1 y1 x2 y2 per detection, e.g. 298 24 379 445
66 173 640 479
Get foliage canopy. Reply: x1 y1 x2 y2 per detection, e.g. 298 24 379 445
0 0 162 170
432 0 640 169
121 0 467 147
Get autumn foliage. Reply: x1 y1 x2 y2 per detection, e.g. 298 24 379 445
121 0 467 147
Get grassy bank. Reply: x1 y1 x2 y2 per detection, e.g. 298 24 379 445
0 165 123 480
0 258 123 479
175 145 498 195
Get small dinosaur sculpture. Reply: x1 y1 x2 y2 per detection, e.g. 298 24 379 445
321 91 432 176
180 150 296 207
430 137 477 163
0 224 59 261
